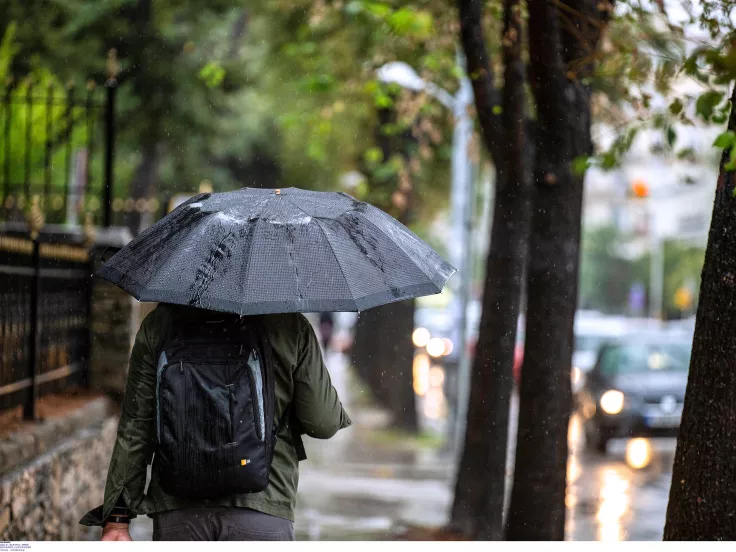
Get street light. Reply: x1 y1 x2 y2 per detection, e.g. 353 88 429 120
375 62 456 109
377 56 475 456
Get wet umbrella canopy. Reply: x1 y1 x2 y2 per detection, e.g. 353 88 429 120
98 187 456 315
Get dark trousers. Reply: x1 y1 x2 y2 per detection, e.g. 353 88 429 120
152 507 295 541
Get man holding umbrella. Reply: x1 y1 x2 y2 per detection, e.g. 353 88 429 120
80 188 454 541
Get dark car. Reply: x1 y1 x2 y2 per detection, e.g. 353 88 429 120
580 336 691 454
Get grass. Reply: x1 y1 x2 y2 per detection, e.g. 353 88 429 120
367 427 446 450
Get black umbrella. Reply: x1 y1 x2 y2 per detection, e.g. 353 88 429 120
98 187 456 315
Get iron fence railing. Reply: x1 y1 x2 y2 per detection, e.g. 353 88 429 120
0 226 93 417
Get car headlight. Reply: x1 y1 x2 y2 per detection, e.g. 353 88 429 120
600 390 625 415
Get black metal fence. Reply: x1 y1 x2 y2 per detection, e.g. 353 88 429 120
0 79 115 228
0 72 113 418
0 228 93 417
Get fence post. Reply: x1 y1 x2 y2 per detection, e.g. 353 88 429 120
103 49 119 229
23 196 44 421
83 213 96 387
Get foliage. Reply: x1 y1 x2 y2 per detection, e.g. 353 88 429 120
0 23 100 222
1 1 273 210
2 0 463 234
579 225 705 318
588 1 736 171
244 0 461 225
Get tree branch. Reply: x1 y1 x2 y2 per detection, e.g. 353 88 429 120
458 0 503 165
528 0 570 175
558 0 615 78
501 0 526 166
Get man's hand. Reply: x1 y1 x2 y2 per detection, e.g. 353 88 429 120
101 522 132 541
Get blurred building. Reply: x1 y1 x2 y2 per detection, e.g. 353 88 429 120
583 124 719 252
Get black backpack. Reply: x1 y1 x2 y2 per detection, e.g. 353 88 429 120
153 309 305 500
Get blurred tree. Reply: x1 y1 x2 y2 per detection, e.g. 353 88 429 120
662 240 705 320
579 226 647 313
245 0 457 223
450 0 530 540
579 226 705 318
1 1 278 232
505 0 613 540
0 23 90 223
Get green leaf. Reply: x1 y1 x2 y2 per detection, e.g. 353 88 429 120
725 145 736 172
374 90 393 108
600 150 618 171
668 98 684 116
363 1 392 18
572 156 592 176
714 130 736 149
298 74 336 93
198 61 226 88
492 105 502 115
696 90 724 122
388 8 434 40
666 126 677 148
372 161 399 181
363 147 384 165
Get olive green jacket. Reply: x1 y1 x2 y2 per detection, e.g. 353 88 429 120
80 304 351 526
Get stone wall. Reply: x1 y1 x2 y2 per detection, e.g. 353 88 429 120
0 226 147 541
0 401 117 541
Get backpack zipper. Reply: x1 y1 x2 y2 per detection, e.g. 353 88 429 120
179 359 183 374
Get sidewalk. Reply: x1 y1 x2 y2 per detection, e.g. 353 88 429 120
294 352 453 539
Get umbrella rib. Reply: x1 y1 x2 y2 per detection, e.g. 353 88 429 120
282 194 360 301
349 210 437 288
282 195 433 290
312 217 359 305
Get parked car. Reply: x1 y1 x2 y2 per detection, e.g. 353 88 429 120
579 335 692 454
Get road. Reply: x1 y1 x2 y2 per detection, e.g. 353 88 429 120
564 415 676 541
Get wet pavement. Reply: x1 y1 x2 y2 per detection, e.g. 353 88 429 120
122 351 675 541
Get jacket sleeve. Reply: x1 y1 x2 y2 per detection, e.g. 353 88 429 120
292 315 351 439
79 311 159 527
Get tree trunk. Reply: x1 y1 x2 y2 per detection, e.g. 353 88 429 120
664 83 736 541
506 0 605 540
384 299 418 432
450 0 530 539
352 301 418 432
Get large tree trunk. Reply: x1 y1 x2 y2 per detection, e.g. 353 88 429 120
384 299 418 432
664 83 736 541
352 301 418 432
450 0 530 539
506 0 606 540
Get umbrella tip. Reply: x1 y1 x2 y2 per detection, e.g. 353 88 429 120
275 189 281 195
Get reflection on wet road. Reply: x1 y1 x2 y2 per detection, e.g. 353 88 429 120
565 413 676 541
